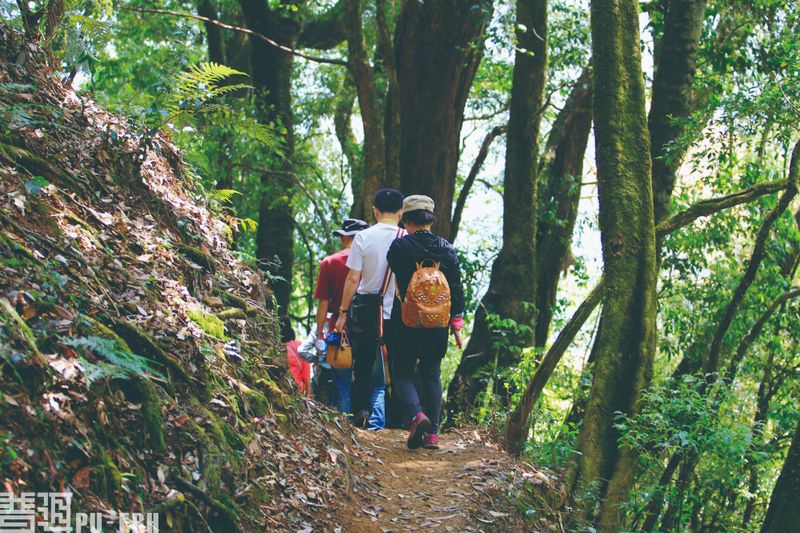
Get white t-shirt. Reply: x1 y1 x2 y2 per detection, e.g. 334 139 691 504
346 222 402 319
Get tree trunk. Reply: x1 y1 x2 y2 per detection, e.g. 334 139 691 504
238 2 347 312
333 77 364 217
533 65 593 347
198 0 226 64
445 0 547 417
376 0 401 190
761 417 800 532
566 0 658 530
741 349 775 529
659 454 695 531
344 0 386 222
648 0 707 224
451 125 507 243
394 0 491 237
639 452 683 531
239 0 298 313
503 279 602 455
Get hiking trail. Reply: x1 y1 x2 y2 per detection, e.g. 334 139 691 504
332 428 565 532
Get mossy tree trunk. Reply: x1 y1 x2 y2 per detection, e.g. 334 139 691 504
446 0 547 416
565 0 657 530
394 0 492 238
533 65 593 348
648 0 707 225
761 417 800 533
561 0 707 456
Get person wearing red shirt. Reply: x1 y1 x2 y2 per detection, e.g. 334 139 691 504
314 218 369 412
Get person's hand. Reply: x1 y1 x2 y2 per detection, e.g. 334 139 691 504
452 329 463 348
450 317 464 349
315 335 325 354
334 313 347 333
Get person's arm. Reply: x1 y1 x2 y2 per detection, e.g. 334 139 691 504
313 259 330 343
334 268 361 332
336 233 364 332
445 246 466 348
315 298 329 339
446 246 466 318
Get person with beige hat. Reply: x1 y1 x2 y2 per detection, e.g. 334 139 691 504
386 194 465 449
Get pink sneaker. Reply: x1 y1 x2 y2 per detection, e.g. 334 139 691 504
407 412 432 450
423 433 439 449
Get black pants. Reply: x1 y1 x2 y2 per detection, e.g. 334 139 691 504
313 365 335 407
390 326 448 433
350 321 388 415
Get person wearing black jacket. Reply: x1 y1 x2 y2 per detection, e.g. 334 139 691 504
386 195 465 449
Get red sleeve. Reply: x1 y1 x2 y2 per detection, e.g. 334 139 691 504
313 259 328 301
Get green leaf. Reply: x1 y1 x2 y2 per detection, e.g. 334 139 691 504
24 176 50 196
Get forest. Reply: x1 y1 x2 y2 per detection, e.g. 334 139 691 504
0 0 799 531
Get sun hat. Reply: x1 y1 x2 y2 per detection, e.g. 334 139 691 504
403 194 435 213
333 218 369 237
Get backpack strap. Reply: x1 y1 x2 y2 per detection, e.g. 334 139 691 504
377 227 405 387
379 227 405 297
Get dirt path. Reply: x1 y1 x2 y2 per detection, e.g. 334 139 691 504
334 428 564 532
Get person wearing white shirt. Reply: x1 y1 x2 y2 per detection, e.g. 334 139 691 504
335 189 404 428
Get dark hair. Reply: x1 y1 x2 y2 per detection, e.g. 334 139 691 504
373 188 404 213
279 316 295 343
402 209 437 227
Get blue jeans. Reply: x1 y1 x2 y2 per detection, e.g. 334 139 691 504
367 346 387 430
368 386 385 430
391 327 448 434
332 367 352 414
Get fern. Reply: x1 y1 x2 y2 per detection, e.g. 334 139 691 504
206 108 279 148
168 62 250 113
238 217 258 233
65 336 165 384
208 188 241 205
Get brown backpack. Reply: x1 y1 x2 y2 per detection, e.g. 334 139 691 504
401 260 451 328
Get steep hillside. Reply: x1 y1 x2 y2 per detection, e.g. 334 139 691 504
0 25 362 531
0 25 566 533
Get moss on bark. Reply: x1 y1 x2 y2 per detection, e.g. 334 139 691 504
111 319 192 384
566 0 658 529
0 298 41 358
122 378 166 454
177 245 216 273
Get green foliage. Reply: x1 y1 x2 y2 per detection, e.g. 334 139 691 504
13 0 799 528
65 335 165 384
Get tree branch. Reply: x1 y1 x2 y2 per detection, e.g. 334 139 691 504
450 125 507 242
501 150 799 455
503 279 604 455
705 140 800 376
655 178 788 236
297 0 348 50
122 6 347 66
725 287 800 383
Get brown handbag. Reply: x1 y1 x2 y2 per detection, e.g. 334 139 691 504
328 331 352 369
